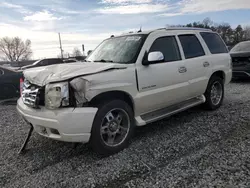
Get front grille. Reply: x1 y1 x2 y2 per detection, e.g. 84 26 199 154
22 80 42 108
232 57 250 67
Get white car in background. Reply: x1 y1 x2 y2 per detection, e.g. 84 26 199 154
17 27 232 155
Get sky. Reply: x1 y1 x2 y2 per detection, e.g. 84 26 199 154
0 0 250 59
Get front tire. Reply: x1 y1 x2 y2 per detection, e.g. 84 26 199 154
90 100 135 156
203 76 224 110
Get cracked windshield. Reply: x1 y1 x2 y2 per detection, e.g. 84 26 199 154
0 0 250 187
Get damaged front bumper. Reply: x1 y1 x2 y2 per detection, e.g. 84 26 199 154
17 98 98 143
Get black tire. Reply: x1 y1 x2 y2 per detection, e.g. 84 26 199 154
203 76 224 110
90 100 135 156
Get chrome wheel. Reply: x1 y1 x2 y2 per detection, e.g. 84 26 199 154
210 81 223 106
100 108 130 147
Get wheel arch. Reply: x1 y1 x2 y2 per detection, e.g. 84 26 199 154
210 70 226 83
89 90 135 112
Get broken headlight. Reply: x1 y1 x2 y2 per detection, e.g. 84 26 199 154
45 82 69 109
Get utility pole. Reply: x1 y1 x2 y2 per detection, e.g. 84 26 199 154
58 33 63 59
82 44 85 56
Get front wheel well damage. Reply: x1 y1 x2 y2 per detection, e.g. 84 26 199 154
89 91 134 112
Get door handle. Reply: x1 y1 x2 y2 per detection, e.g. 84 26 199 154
178 66 187 73
203 62 210 67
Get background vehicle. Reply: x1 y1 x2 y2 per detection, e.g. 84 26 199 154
21 58 64 70
230 41 250 79
0 66 23 100
63 59 77 63
17 27 232 155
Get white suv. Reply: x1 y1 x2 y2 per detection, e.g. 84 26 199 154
17 27 232 155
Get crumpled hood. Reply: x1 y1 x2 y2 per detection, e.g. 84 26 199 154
23 62 127 86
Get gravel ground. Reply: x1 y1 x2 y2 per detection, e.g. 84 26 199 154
0 82 250 188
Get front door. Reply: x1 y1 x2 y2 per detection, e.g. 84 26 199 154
135 34 189 115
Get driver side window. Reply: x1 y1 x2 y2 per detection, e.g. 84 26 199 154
149 36 181 63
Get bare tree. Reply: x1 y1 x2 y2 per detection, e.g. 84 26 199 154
0 37 32 61
202 17 213 28
72 47 82 57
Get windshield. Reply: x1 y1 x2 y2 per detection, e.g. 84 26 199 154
231 41 250 52
86 35 146 64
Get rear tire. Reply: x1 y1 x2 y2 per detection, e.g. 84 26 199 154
90 100 134 156
203 76 224 110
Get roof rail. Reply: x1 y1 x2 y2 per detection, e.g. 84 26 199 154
165 26 212 32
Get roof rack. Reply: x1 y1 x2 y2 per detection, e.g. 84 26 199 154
165 26 212 32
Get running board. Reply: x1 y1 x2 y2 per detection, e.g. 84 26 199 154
141 95 205 124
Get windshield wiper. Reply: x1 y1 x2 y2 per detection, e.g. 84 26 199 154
93 59 113 63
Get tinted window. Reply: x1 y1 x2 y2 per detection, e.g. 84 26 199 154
200 32 228 54
179 35 205 59
149 36 181 62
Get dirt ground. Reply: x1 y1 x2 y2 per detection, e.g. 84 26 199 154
0 82 250 188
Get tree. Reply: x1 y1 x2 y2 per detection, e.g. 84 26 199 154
0 37 32 61
202 17 213 28
215 23 233 45
244 26 250 40
72 47 82 57
234 25 244 44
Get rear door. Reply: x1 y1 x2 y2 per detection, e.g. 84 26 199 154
178 34 210 98
199 32 230 80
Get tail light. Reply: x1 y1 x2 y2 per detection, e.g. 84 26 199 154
20 78 24 96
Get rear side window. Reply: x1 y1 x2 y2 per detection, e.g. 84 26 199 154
200 32 228 54
179 35 205 59
149 36 181 62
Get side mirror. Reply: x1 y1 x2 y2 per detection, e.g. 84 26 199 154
142 51 164 66
148 51 164 62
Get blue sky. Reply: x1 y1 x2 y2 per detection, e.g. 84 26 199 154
0 0 250 59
